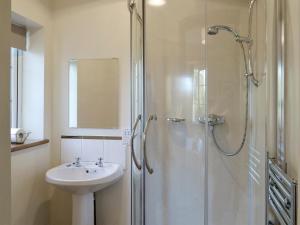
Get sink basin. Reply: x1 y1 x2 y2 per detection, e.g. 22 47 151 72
46 162 123 194
46 162 124 225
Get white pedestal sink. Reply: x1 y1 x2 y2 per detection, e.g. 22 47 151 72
46 162 123 225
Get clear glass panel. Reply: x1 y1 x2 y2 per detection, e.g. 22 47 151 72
206 1 250 223
144 0 206 224
248 0 267 224
206 0 266 225
69 60 78 128
10 48 18 128
265 0 277 162
132 0 267 224
131 1 144 224
10 48 23 128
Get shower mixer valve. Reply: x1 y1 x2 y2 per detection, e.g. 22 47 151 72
199 114 225 127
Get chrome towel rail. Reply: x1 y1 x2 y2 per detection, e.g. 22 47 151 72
268 159 296 225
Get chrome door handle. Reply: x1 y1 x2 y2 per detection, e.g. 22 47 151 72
143 114 157 174
166 117 185 123
131 114 142 170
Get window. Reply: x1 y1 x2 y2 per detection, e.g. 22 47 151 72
10 48 23 128
10 21 45 140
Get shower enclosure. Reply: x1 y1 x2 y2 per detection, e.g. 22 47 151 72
130 0 267 224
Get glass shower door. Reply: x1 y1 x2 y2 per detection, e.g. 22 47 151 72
130 0 267 225
143 0 206 225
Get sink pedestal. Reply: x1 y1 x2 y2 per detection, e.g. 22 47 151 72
72 193 94 225
46 162 123 225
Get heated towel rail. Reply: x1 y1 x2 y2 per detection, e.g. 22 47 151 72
268 159 296 225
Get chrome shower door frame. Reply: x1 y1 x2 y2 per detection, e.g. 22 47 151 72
275 0 286 171
129 0 145 225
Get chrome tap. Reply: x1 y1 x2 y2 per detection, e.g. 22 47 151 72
74 157 81 167
96 157 104 167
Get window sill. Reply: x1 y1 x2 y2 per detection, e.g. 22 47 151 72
11 139 49 152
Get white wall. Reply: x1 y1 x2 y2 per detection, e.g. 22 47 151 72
0 0 12 224
51 1 130 224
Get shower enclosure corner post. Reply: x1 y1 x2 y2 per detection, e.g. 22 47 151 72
276 0 286 171
204 0 208 224
141 1 146 225
129 0 145 224
129 2 134 224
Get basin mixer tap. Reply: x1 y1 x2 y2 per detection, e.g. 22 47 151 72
96 157 104 167
74 157 81 167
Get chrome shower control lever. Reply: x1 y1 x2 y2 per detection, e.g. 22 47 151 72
199 114 225 127
167 117 185 123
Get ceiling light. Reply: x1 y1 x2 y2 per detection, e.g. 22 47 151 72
147 0 166 7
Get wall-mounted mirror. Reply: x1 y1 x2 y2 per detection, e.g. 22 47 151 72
69 58 120 129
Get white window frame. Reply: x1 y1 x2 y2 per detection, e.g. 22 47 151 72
10 48 23 128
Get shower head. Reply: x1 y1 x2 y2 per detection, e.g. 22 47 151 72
207 25 252 44
207 26 219 35
207 25 240 38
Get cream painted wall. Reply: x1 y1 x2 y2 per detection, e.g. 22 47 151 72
11 145 51 225
12 0 52 27
0 0 12 224
51 1 130 224
51 0 130 164
11 0 53 225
